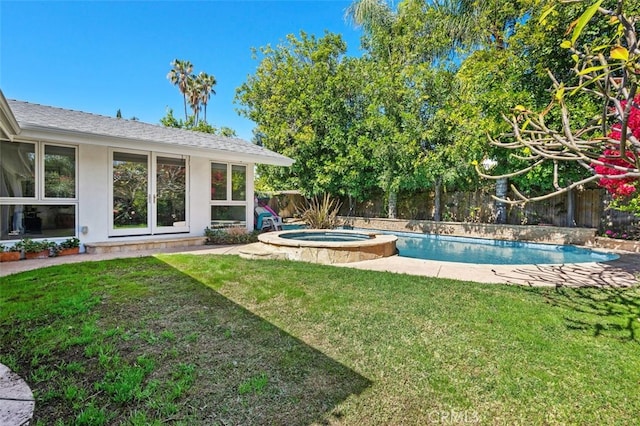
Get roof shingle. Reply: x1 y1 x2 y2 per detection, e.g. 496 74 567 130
7 99 292 165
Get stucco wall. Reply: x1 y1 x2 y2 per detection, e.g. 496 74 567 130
342 216 597 245
76 145 255 246
78 145 110 243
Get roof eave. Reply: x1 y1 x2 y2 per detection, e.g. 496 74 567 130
0 91 21 140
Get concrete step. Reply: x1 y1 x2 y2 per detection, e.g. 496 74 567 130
84 236 206 254
238 242 289 261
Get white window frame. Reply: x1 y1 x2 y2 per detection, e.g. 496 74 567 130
41 142 78 201
0 139 79 241
109 148 190 237
209 162 248 228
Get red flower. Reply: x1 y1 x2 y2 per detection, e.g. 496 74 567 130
593 94 640 199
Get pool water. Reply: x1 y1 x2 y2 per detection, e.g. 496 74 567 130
281 223 306 231
280 231 372 242
387 231 619 265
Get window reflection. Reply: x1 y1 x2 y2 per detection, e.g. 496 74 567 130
45 145 76 198
1 204 75 240
0 141 36 198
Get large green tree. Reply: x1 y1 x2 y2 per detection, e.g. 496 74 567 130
347 0 460 218
236 32 378 200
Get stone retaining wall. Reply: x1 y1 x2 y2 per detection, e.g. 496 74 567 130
341 217 597 245
594 237 640 253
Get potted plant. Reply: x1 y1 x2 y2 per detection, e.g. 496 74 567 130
17 238 54 260
0 243 22 262
54 237 81 256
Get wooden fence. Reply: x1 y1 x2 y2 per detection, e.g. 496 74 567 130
268 188 638 231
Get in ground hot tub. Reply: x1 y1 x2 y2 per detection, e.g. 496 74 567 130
256 229 397 264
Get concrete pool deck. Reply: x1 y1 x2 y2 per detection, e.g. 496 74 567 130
1 244 638 287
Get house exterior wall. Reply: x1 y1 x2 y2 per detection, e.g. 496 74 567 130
2 138 257 249
76 145 256 246
77 144 110 243
0 93 290 249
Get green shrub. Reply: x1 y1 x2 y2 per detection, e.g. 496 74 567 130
204 227 260 245
0 243 21 253
50 237 81 256
58 237 80 249
15 238 55 253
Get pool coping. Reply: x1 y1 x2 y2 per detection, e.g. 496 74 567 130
258 229 397 249
334 253 640 287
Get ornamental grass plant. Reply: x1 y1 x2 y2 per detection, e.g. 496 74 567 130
297 194 342 229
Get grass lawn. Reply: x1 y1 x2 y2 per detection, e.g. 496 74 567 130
1 254 639 425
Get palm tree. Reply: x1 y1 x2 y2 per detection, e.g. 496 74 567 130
167 59 194 121
185 76 201 125
430 0 531 52
345 0 393 32
196 72 217 124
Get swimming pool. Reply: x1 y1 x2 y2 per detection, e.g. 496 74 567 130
384 230 619 265
277 223 619 264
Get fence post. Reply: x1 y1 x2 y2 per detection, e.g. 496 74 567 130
434 180 442 221
567 188 576 227
495 178 508 224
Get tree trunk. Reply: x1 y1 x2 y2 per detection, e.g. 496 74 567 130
495 177 508 224
434 180 442 221
183 95 188 121
388 191 397 219
566 188 575 228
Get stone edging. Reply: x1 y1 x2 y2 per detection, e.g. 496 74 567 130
0 364 34 426
594 237 640 253
257 229 397 263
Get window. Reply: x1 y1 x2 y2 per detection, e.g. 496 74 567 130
211 163 227 200
0 204 75 240
231 165 246 201
45 145 76 198
210 206 246 227
0 141 35 198
210 163 247 228
0 140 77 240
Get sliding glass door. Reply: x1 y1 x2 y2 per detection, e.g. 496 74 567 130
110 150 188 236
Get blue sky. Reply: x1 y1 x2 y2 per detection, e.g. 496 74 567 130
0 1 363 141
